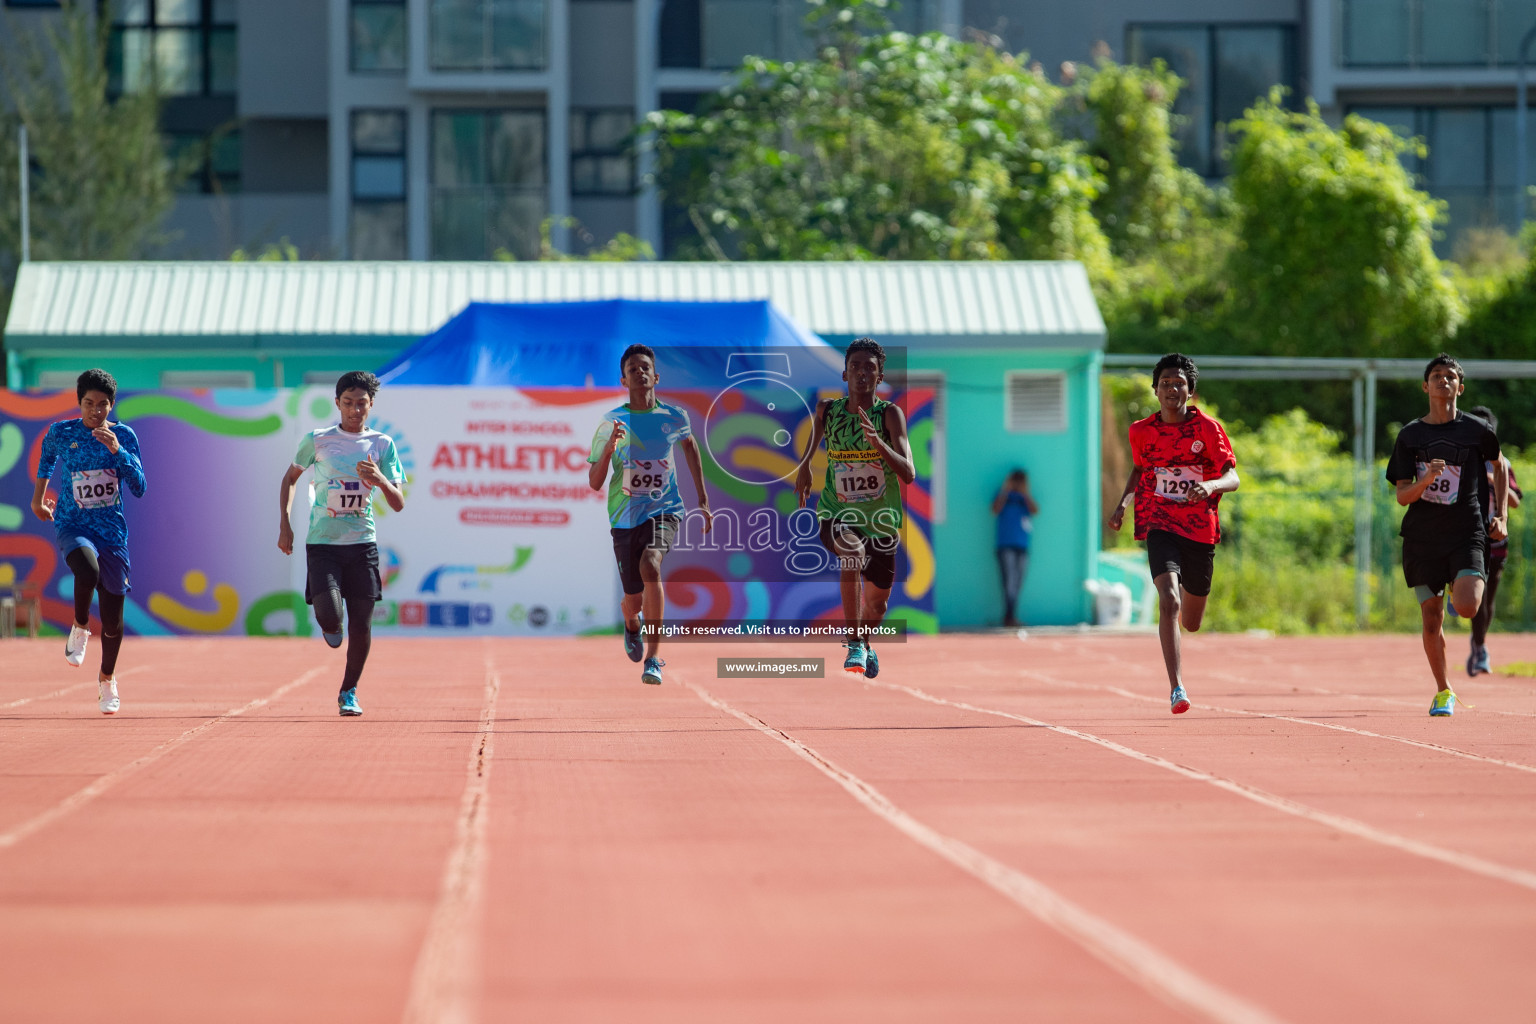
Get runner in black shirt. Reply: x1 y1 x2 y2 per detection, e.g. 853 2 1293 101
1385 354 1508 717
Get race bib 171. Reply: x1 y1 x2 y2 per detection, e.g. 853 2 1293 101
325 478 371 517
70 468 119 509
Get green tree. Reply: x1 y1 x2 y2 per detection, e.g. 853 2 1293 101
647 11 1109 270
1223 93 1462 357
0 2 192 270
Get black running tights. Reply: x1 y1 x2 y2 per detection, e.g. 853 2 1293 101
312 587 375 692
65 548 125 676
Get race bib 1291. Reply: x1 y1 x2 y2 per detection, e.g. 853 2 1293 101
1153 465 1204 502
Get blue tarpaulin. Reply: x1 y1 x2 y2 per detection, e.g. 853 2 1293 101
376 299 835 388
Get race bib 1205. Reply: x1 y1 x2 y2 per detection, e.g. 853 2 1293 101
70 468 119 509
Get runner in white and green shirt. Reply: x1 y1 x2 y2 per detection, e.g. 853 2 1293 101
587 344 712 686
278 370 406 716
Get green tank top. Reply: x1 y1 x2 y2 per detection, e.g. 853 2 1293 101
816 397 903 537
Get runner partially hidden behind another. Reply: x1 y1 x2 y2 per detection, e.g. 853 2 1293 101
795 337 916 678
1107 353 1239 714
588 344 712 686
31 369 147 715
278 370 406 717
1386 356 1507 716
1466 406 1522 677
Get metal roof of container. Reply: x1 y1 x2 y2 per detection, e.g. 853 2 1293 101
5 260 1105 347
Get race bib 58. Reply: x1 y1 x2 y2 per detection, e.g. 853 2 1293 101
1417 462 1461 506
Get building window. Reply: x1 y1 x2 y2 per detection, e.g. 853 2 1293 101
351 0 407 72
1341 0 1536 68
169 129 240 194
661 0 939 70
1126 23 1297 178
352 110 408 260
430 109 546 259
1349 105 1536 241
429 0 546 71
571 109 635 196
108 0 237 97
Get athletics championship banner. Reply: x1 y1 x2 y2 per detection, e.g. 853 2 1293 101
0 386 936 638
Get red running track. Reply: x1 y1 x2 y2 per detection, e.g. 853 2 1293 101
2 631 1536 1023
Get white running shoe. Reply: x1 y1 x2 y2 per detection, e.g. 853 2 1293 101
65 624 91 667
97 678 120 715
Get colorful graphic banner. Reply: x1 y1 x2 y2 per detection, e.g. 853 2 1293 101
0 386 935 637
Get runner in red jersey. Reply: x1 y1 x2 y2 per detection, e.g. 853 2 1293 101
1107 354 1240 714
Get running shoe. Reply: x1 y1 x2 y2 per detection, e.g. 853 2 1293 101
624 614 644 663
65 624 90 668
1474 645 1492 676
338 689 362 716
1169 685 1191 714
1429 690 1456 717
96 677 119 715
641 657 665 685
842 640 867 675
863 642 880 679
323 630 344 649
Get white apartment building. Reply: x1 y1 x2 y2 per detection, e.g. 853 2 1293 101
3 0 1533 259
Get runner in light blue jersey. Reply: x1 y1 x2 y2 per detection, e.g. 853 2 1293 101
587 344 712 685
279 371 407 716
31 369 146 714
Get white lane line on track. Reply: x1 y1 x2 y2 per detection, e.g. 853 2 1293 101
402 647 501 1024
1032 673 1536 777
867 676 1536 895
0 664 154 711
0 666 324 851
681 676 1290 1024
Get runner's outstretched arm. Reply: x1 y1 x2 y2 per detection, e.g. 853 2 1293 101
794 400 830 508
1107 466 1142 532
277 464 304 555
679 435 713 534
588 421 625 492
1396 460 1447 506
862 405 916 485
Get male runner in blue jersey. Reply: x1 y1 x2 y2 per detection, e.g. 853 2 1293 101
32 369 148 715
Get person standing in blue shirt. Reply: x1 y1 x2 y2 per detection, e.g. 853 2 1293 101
30 369 148 715
278 370 406 716
587 344 712 686
992 468 1037 628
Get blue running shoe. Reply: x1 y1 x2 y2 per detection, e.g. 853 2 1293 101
624 614 644 663
1430 689 1456 716
842 641 867 675
338 689 362 716
1475 645 1492 676
863 642 879 679
641 657 665 685
323 630 344 649
1169 685 1191 714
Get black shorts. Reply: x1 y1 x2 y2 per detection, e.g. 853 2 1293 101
1146 529 1216 597
305 543 382 604
1402 535 1485 594
818 518 899 591
611 514 679 596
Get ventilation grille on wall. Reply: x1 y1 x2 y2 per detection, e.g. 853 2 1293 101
1005 372 1066 433
160 371 256 389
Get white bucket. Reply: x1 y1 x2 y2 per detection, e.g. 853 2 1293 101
1083 580 1133 627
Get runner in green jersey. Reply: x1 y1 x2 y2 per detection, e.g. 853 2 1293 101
795 338 915 677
